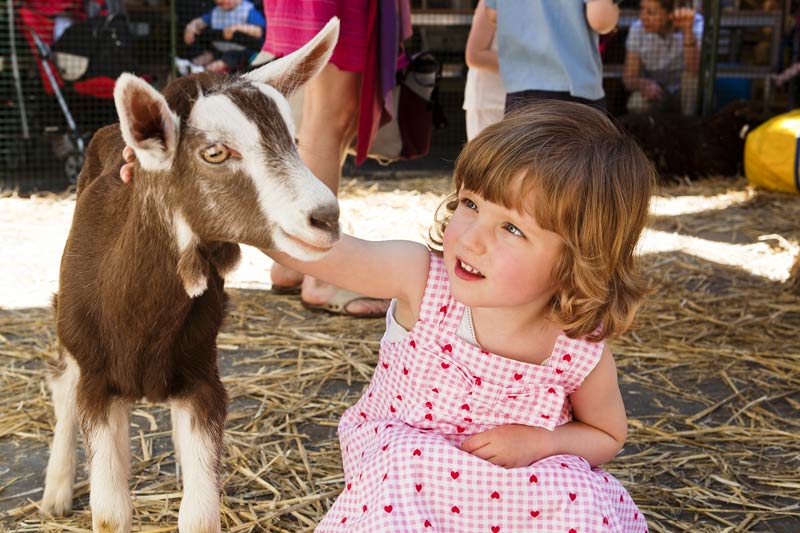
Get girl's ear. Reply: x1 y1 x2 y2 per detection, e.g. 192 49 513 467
114 73 180 171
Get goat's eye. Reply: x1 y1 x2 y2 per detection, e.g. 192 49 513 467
202 143 231 164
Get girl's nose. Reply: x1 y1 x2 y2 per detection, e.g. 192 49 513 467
459 220 488 253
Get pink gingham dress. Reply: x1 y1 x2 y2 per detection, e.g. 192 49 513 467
316 255 646 533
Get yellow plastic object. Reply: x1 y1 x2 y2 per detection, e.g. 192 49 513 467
744 110 800 194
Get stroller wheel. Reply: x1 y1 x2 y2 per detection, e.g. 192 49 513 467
64 152 84 184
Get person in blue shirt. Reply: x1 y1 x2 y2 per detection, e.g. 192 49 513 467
484 0 620 112
184 0 265 73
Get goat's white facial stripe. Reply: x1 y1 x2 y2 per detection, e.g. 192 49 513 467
188 91 337 259
256 83 297 140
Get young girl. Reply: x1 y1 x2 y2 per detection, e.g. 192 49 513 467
623 0 703 115
268 101 656 532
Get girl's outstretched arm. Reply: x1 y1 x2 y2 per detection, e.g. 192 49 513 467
462 345 628 468
263 236 431 319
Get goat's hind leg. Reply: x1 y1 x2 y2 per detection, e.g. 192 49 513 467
171 379 226 533
84 397 133 533
42 351 80 516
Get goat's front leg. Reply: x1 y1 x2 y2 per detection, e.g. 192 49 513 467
171 379 226 533
83 397 133 533
42 352 80 516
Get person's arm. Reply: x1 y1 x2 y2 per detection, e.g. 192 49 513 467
223 8 265 40
223 23 264 40
264 235 431 321
184 16 208 45
461 345 628 468
465 0 499 73
585 0 620 35
673 8 700 74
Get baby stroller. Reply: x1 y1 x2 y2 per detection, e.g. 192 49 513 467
17 2 134 182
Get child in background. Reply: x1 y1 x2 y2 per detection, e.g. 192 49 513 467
183 0 265 73
484 0 620 112
272 101 655 531
463 0 505 140
623 0 703 115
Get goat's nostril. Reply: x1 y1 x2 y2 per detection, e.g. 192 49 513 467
309 204 340 232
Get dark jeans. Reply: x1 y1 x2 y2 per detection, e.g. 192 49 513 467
505 90 607 114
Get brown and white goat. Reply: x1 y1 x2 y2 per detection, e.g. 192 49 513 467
40 18 341 533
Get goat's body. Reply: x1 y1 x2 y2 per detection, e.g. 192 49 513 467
57 125 229 406
41 18 343 533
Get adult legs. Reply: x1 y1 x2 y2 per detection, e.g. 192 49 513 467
270 62 388 316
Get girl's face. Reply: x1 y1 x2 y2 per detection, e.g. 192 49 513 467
639 0 671 34
442 187 563 312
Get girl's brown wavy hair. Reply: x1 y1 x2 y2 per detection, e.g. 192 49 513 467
430 101 656 341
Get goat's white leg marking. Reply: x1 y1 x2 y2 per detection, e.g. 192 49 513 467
42 354 80 516
170 404 182 490
172 401 221 533
87 401 132 533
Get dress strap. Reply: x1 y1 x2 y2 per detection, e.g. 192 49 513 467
551 333 605 395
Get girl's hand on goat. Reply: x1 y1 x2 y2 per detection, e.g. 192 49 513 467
120 146 135 184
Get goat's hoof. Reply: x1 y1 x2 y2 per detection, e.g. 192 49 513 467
93 517 131 533
41 486 74 517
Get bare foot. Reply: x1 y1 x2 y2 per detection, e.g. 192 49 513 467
270 262 304 290
301 277 389 317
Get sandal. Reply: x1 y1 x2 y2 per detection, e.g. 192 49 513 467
301 288 388 319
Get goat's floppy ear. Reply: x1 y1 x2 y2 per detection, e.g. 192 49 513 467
114 73 179 171
246 17 339 96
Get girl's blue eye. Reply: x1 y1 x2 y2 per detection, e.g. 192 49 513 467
462 198 477 210
505 223 524 237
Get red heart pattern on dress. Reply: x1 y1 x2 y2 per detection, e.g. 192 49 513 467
450 471 460 480
491 491 500 499
451 506 460 514
569 492 577 501
410 340 416 348
341 517 347 524
548 387 556 394
529 474 538 483
441 362 450 369
384 505 393 513
442 344 452 353
514 372 523 380
424 519 432 528
475 376 482 386
440 305 448 313
563 353 572 362
416 483 423 492
491 527 501 533
413 449 422 456
530 510 540 518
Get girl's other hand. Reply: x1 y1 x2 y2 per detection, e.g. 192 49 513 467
120 146 135 184
461 424 554 469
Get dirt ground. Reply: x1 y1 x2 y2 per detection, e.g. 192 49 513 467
0 176 798 532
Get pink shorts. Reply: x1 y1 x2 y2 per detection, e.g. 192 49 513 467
262 0 370 73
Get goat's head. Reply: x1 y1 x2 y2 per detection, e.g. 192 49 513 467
113 18 341 264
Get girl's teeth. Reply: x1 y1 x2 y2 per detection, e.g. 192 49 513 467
460 260 480 275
